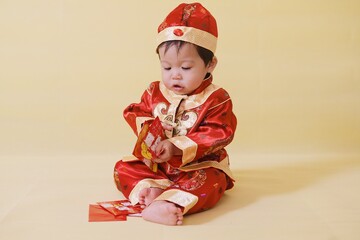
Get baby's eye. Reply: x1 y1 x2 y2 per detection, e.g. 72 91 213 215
182 67 191 70
163 67 171 71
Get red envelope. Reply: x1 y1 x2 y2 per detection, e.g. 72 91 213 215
97 200 143 217
88 204 127 222
88 200 143 222
132 117 165 172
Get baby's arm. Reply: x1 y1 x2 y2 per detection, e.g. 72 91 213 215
167 92 237 166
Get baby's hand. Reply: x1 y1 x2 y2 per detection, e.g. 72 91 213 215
161 120 176 131
154 140 182 163
161 123 173 131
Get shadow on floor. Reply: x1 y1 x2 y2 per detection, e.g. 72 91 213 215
186 155 360 225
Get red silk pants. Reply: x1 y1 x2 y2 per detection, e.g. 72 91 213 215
113 160 233 214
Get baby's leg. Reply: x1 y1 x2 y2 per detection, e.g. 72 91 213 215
138 188 164 206
142 200 183 225
113 160 169 199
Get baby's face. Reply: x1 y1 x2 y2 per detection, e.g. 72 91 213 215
158 43 215 95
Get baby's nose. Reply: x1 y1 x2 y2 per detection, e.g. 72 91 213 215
172 72 182 80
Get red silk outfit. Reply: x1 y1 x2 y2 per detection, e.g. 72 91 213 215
114 75 237 214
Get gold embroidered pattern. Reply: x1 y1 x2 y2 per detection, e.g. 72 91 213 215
153 102 198 137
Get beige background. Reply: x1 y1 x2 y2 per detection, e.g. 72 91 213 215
1 0 359 157
1 1 360 239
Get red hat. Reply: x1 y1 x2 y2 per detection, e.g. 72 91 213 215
157 3 218 53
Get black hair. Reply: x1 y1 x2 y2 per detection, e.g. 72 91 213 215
156 40 214 66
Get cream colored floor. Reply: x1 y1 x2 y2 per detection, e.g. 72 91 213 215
1 153 359 240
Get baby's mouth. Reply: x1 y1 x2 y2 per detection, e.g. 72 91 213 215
172 84 184 91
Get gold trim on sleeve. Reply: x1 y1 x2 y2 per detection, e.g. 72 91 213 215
128 178 173 205
167 136 198 165
153 189 198 214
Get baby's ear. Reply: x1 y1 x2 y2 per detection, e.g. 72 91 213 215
207 56 218 73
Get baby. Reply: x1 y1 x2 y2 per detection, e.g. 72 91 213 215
114 2 237 225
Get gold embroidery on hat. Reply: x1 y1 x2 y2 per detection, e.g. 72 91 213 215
182 4 196 24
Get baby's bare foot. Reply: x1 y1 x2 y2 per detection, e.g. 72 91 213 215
142 200 183 225
138 188 164 206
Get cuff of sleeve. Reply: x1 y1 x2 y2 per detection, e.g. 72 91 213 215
153 189 198 214
128 178 173 205
168 136 197 166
